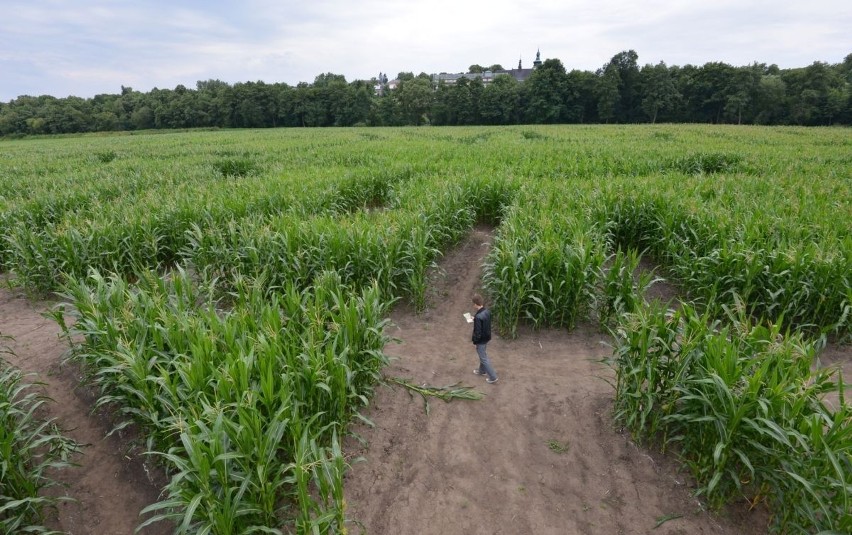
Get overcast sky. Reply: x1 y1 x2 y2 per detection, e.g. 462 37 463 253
1 0 850 102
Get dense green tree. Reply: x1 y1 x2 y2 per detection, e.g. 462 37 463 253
679 62 738 123
43 96 91 133
525 58 569 123
370 91 401 126
233 82 268 128
722 65 761 124
640 61 679 123
130 105 155 130
603 50 641 122
825 86 848 125
782 61 848 125
752 75 787 124
479 75 520 124
448 78 480 125
196 79 234 127
339 80 373 126
93 111 119 131
2 50 850 135
597 68 620 123
397 77 434 125
429 82 454 125
466 77 485 124
0 103 22 135
565 70 600 122
318 74 352 126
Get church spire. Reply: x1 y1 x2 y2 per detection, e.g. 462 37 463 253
533 48 542 68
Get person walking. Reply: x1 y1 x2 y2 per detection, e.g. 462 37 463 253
471 293 498 384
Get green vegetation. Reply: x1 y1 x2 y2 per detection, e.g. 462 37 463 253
1 124 849 533
58 268 390 533
389 378 484 415
653 513 683 529
0 354 79 534
547 439 569 454
610 305 850 533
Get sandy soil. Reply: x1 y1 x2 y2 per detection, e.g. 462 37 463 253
817 343 852 412
343 227 772 535
0 288 170 535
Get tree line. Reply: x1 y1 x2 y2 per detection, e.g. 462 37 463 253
1 50 850 136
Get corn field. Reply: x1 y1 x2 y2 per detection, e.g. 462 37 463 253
1 124 849 533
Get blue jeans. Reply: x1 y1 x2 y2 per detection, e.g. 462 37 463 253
476 344 497 381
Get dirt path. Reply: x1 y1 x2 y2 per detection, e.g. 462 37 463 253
0 288 169 535
342 227 769 535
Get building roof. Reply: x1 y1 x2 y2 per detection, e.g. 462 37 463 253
427 50 543 86
434 71 497 83
432 68 535 84
501 68 535 82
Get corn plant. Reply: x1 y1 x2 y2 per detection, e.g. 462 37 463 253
484 186 607 336
599 173 851 337
285 425 348 534
5 125 848 336
0 357 79 534
597 247 658 327
609 303 851 533
57 268 391 533
389 377 484 415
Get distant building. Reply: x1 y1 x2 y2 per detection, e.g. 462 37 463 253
433 70 502 86
376 50 545 94
374 72 390 95
432 49 543 86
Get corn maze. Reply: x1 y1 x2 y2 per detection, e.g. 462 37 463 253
0 125 849 533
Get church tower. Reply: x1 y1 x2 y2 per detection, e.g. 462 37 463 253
533 49 542 69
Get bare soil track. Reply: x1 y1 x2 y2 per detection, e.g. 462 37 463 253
343 227 771 535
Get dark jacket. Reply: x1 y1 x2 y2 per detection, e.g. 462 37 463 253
472 307 492 345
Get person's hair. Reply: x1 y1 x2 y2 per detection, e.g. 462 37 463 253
472 293 484 306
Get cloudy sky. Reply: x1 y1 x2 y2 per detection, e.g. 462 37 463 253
1 0 850 101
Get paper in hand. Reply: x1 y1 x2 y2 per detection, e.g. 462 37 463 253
463 312 473 323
